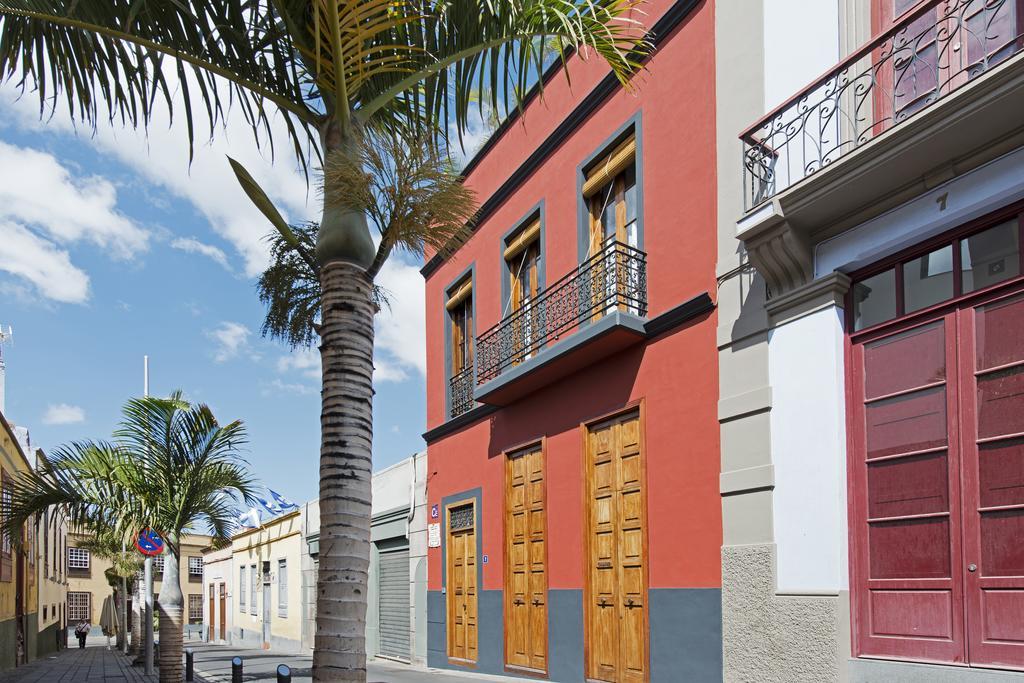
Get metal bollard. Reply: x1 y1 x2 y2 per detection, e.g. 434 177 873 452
232 656 243 683
185 649 194 682
276 664 292 683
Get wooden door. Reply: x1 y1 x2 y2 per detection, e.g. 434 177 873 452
959 290 1024 669
505 445 547 673
446 502 478 664
850 314 966 663
585 411 647 683
218 584 226 642
509 242 540 364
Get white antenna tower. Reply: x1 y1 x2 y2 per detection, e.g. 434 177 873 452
0 325 11 415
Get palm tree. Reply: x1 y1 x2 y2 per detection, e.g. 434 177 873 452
4 393 255 683
0 3 650 681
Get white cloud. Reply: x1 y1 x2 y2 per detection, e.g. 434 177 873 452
1 70 312 277
261 379 315 396
277 347 320 379
0 221 90 303
42 403 85 425
374 259 426 381
207 322 252 362
0 141 148 259
171 237 230 270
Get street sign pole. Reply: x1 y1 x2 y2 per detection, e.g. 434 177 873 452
143 356 155 675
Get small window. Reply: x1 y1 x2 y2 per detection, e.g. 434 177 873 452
446 276 474 419
188 594 203 623
250 564 257 615
962 220 1020 293
68 547 90 570
68 592 91 622
903 244 954 313
189 556 204 577
278 559 288 618
153 554 165 574
239 566 246 613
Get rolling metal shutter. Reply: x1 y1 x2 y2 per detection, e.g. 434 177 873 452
377 546 410 661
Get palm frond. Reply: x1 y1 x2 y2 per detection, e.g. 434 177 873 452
258 221 323 348
0 0 318 166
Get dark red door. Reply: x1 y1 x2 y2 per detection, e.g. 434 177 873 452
850 285 1024 669
958 291 1024 668
850 313 966 664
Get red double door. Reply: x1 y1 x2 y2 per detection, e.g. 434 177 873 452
850 285 1024 670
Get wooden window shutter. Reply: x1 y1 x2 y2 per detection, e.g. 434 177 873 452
445 278 473 311
582 136 636 198
503 220 541 261
1 470 11 583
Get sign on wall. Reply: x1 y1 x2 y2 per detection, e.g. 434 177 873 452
428 523 441 548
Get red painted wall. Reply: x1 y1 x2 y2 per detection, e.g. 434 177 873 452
425 0 720 592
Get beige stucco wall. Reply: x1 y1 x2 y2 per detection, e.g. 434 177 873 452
230 511 304 648
66 532 212 626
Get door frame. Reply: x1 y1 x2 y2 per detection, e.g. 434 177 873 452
502 437 550 677
846 245 1024 666
580 399 650 683
444 495 479 667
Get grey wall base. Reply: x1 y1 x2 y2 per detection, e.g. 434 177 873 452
851 659 1024 682
722 544 842 683
429 588 722 682
36 621 62 657
0 618 17 670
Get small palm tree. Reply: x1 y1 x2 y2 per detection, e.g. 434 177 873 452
0 3 650 680
4 392 255 683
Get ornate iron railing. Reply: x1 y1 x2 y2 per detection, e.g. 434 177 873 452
448 366 475 419
742 0 1024 209
475 239 648 385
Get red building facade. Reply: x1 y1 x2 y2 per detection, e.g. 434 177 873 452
421 1 722 680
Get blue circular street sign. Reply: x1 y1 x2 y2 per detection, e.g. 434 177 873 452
135 529 164 556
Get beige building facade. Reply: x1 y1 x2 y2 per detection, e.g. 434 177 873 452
34 449 68 657
66 532 212 636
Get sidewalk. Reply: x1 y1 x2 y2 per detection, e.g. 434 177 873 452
188 643 539 683
0 643 156 683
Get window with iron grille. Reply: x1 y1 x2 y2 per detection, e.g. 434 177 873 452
189 556 203 577
188 594 203 623
68 592 90 621
68 547 90 570
153 554 165 574
278 559 287 617
239 566 246 612
449 504 474 531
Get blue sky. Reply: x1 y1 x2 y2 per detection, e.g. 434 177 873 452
0 76 475 504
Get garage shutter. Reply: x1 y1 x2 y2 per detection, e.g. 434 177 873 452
378 547 410 661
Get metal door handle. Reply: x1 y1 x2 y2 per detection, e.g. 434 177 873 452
532 598 541 607
968 564 977 572
625 598 636 608
513 598 524 605
598 598 609 607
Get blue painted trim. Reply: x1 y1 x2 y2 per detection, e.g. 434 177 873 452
472 310 646 403
576 112 645 264
442 263 477 419
499 201 546 322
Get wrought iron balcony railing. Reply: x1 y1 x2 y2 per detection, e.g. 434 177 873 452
449 366 475 419
741 0 1024 210
475 239 648 386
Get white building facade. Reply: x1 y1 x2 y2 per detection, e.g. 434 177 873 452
717 1 1024 681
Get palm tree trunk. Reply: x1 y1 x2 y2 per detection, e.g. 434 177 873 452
130 579 141 656
313 260 375 683
157 547 185 683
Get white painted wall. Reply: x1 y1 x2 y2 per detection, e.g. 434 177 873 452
763 0 840 112
769 306 848 593
817 146 1024 277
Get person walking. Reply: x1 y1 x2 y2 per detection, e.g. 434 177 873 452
74 619 91 649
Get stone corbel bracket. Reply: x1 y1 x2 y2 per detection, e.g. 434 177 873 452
735 199 813 298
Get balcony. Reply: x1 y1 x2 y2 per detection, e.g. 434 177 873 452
449 366 475 419
473 240 648 406
743 0 1024 209
737 0 1024 297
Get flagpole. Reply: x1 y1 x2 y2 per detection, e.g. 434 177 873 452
143 356 155 676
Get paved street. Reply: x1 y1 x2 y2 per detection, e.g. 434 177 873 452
0 644 155 683
188 643 536 683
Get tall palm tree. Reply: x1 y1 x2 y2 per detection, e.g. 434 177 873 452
0 3 650 681
4 393 255 683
